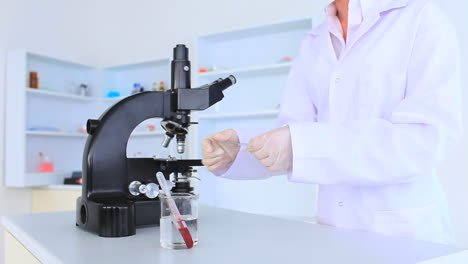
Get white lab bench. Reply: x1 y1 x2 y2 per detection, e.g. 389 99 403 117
2 206 467 264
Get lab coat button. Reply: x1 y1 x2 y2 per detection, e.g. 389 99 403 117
335 77 341 85
339 201 343 207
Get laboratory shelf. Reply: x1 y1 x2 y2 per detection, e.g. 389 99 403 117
26 88 97 102
101 96 126 102
194 18 315 217
38 184 81 191
7 50 171 187
130 131 165 137
197 110 280 120
26 51 94 69
200 18 312 42
197 17 311 72
26 131 88 137
101 57 170 70
197 62 292 79
101 58 170 100
24 172 71 187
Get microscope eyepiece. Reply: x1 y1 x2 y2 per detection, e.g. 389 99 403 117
171 44 191 90
228 75 236 85
174 44 189 60
217 75 237 91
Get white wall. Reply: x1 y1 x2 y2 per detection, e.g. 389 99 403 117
0 0 98 261
94 0 329 67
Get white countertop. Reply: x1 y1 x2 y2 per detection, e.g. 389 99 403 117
35 184 81 191
2 206 467 264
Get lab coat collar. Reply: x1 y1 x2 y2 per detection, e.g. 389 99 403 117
364 0 409 16
309 0 409 36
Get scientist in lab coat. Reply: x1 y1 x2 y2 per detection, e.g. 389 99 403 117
202 0 461 244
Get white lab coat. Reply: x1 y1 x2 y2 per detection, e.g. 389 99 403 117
216 0 462 244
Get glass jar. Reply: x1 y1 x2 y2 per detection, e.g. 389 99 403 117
159 193 199 249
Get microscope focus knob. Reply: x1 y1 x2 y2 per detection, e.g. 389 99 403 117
86 119 100 135
144 183 160 199
128 181 143 196
128 181 160 199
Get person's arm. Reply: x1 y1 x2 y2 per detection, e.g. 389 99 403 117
212 128 281 180
212 36 319 180
288 3 462 186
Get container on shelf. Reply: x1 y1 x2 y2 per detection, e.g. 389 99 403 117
106 91 121 98
159 81 165 92
79 84 88 96
29 72 39 89
146 125 156 132
38 152 54 173
132 83 141 94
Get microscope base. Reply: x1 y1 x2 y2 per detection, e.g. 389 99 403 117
76 197 160 237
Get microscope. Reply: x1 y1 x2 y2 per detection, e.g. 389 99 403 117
76 44 236 237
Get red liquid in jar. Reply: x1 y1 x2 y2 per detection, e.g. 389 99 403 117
177 224 194 248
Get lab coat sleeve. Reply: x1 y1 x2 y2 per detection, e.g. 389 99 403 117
214 38 317 180
288 4 462 186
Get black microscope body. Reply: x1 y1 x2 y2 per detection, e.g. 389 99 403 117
76 44 236 237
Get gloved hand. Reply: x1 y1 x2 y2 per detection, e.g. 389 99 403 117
246 126 293 172
202 129 241 172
